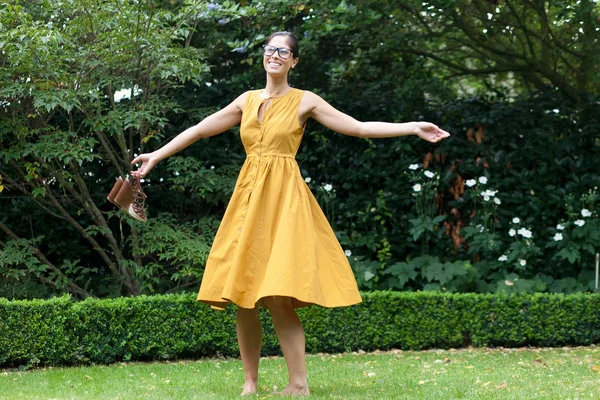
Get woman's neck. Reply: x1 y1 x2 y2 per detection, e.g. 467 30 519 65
263 75 291 97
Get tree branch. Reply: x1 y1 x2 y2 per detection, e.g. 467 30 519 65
408 48 531 75
64 159 136 287
505 0 537 58
0 220 94 298
7 160 122 280
0 167 66 220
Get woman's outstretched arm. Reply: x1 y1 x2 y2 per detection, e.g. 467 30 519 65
303 91 450 143
131 92 248 177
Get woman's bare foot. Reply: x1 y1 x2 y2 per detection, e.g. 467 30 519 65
240 380 258 396
279 383 310 396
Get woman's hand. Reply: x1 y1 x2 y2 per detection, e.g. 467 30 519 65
131 153 159 178
413 122 451 143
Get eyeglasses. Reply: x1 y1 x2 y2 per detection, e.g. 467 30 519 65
262 45 293 60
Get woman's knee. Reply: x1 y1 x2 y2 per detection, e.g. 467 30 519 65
262 296 294 315
237 305 259 319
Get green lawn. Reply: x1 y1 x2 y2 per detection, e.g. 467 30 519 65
1 346 599 399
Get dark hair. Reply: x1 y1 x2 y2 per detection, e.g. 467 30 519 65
266 31 299 58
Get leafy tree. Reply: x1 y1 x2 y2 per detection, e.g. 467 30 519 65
393 0 600 102
0 0 219 297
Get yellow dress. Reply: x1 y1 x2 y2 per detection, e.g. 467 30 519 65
197 88 362 310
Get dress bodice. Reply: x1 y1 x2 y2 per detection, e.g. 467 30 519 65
240 89 305 158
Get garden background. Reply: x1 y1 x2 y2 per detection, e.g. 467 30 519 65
1 0 599 303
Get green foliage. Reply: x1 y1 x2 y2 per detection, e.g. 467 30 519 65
135 213 218 293
165 156 239 205
0 296 75 367
375 255 475 292
2 130 98 166
393 0 600 102
408 215 446 243
1 0 599 299
0 238 47 280
0 0 218 298
2 292 600 368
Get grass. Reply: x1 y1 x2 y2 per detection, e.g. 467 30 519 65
1 346 599 399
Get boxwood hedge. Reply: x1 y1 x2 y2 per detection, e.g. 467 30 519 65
1 291 599 368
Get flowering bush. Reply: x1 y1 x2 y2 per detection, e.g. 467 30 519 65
466 184 598 293
347 167 599 294
546 188 599 275
497 218 542 273
444 175 597 294
405 164 445 254
461 176 503 271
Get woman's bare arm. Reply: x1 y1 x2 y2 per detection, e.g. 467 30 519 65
131 92 248 177
302 91 450 142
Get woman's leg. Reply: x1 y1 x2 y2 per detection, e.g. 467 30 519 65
236 306 262 396
263 296 310 395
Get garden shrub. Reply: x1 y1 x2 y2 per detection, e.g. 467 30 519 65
1 291 599 368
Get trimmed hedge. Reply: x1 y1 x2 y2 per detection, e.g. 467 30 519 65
1 291 599 368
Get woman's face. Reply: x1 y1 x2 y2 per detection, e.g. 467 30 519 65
263 35 298 77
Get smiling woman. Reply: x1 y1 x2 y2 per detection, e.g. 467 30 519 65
130 31 450 396
262 32 299 76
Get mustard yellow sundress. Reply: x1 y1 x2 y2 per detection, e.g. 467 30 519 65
197 88 362 310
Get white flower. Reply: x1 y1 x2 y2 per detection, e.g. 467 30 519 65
424 170 435 178
483 196 490 201
478 176 488 184
517 228 532 238
304 177 311 183
556 224 565 230
210 165 215 170
519 259 527 267
413 184 422 192
581 209 592 217
370 207 376 212
512 217 520 224
508 229 516 237
344 250 352 257
574 219 585 227
482 189 498 197
553 233 563 241
498 255 508 262
494 197 501 205
408 164 419 170
174 171 180 176
323 184 333 192
465 179 477 187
